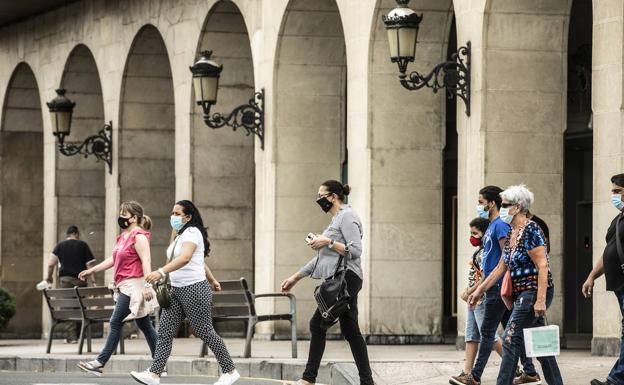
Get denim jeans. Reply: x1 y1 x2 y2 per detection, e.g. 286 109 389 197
471 285 536 381
465 301 500 343
497 288 562 385
97 292 158 365
607 289 624 385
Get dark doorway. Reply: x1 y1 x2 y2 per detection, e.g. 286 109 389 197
443 16 458 338
564 0 593 348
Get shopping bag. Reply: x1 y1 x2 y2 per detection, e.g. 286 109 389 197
523 324 560 357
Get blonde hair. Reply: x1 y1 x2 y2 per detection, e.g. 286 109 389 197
119 201 151 230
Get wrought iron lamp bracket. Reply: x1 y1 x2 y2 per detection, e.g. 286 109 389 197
55 122 113 174
400 42 471 116
200 89 265 149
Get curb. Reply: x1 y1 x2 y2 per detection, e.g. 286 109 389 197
0 356 356 385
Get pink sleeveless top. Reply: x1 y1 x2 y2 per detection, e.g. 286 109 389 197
112 228 151 284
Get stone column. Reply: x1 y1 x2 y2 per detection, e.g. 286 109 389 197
590 0 624 356
455 0 569 338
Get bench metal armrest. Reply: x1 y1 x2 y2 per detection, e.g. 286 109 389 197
254 293 296 315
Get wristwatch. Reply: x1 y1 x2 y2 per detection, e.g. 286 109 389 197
328 239 335 249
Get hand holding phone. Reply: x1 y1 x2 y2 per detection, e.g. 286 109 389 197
305 232 316 244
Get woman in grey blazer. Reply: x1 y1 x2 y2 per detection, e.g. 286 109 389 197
281 180 374 385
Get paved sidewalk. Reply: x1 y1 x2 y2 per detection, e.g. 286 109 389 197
0 338 617 385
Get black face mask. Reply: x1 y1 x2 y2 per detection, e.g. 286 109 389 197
316 197 333 213
117 216 131 229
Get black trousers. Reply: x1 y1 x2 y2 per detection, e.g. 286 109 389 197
302 270 374 385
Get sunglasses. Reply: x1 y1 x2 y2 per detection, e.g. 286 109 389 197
501 202 517 208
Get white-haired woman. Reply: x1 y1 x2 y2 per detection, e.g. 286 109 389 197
469 185 563 385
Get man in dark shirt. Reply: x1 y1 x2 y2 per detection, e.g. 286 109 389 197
46 225 96 343
528 211 550 252
583 174 624 385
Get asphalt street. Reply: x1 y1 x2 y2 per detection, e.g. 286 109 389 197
0 372 289 385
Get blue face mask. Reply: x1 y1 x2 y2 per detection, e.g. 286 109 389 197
612 194 624 211
170 215 184 231
476 204 489 219
499 207 513 224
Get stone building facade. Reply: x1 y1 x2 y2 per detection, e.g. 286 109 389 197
0 0 618 355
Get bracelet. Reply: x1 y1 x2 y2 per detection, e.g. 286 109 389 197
158 268 166 278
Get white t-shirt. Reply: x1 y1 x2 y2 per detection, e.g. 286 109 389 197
167 226 206 287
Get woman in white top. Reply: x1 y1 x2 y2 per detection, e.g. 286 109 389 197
130 200 239 385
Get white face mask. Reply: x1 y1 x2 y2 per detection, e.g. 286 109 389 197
499 207 514 224
612 194 624 211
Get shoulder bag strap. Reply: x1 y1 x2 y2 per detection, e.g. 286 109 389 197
162 236 181 285
616 215 624 273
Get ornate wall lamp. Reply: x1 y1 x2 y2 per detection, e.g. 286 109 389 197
190 50 265 149
383 0 471 116
46 89 112 173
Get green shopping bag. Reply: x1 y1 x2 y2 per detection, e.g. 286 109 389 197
523 324 560 357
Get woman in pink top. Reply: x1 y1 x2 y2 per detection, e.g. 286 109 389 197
76 201 159 377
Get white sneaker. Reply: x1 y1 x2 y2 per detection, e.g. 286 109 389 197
214 369 241 385
145 367 167 377
130 369 160 385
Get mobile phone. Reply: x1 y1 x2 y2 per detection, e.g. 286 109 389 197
305 232 316 244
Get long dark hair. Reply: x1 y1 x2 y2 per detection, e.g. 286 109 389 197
176 200 211 257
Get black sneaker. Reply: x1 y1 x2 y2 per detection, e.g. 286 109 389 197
591 380 615 385
77 360 103 377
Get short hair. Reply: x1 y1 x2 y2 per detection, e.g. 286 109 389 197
479 185 504 209
469 217 490 234
66 225 79 236
612 174 624 188
500 184 534 213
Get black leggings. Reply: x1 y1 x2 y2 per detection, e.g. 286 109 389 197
302 270 373 385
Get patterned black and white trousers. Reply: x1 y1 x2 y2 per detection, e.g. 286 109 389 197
149 280 235 374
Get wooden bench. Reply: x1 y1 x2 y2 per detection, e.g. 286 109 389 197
43 288 83 353
43 286 129 354
200 278 297 358
75 286 129 355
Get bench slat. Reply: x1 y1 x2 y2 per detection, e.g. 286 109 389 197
213 306 250 317
45 288 78 298
212 293 248 304
52 309 83 319
81 297 115 307
218 280 245 291
48 298 81 308
76 287 111 297
83 309 114 320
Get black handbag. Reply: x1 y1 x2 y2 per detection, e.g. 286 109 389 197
313 253 350 329
155 236 179 309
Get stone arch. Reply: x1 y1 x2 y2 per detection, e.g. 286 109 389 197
0 63 44 337
272 0 347 335
192 0 256 289
57 45 106 279
368 0 454 337
480 0 571 328
119 25 175 265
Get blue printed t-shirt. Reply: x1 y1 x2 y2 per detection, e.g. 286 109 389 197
482 216 511 280
503 221 553 294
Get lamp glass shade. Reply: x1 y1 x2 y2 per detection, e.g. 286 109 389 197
193 75 219 105
51 110 72 135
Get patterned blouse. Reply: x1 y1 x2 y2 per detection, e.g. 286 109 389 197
503 221 553 294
